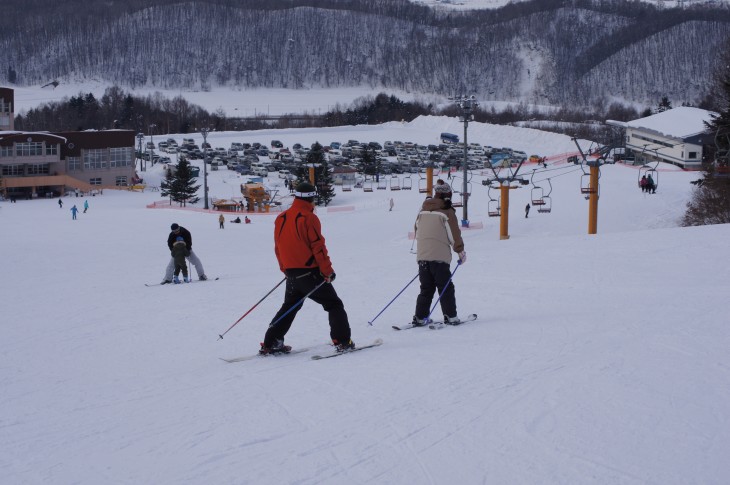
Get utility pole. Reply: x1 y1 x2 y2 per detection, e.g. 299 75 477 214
449 95 478 227
136 132 144 172
201 127 210 210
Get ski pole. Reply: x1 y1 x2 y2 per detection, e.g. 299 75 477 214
427 260 462 320
268 279 327 328
217 277 286 340
368 273 419 326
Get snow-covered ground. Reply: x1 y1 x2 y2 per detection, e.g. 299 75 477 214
10 83 444 118
2 116 729 484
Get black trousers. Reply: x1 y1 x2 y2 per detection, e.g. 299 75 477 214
415 260 457 320
264 269 351 346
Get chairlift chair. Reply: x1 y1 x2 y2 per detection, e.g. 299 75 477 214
363 180 374 192
418 177 429 193
390 177 401 191
402 175 413 190
487 186 500 217
531 186 545 205
638 165 658 192
537 179 553 213
580 173 595 194
377 178 387 190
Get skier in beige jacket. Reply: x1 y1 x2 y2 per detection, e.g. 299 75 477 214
411 183 466 326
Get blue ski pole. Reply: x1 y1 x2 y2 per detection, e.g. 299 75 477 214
368 273 419 326
427 260 462 320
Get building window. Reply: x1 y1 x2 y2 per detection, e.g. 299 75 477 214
688 151 698 159
1 164 24 176
46 144 58 155
84 149 107 170
115 176 128 186
68 157 81 171
16 142 44 156
27 164 50 175
0 145 12 157
110 147 133 167
89 177 102 186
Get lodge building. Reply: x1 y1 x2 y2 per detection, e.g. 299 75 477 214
0 87 136 199
609 107 715 169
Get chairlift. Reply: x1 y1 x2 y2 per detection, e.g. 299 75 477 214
487 185 500 217
580 173 595 194
342 181 353 192
638 164 658 193
418 177 430 193
537 179 552 213
377 178 387 190
390 177 401 191
530 170 545 205
363 180 374 192
402 175 413 190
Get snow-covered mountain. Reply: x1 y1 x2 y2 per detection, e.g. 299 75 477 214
2 0 729 109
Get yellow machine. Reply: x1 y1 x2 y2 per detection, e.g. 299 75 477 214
240 183 271 212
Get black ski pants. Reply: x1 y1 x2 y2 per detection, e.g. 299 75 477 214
415 260 457 320
264 269 351 346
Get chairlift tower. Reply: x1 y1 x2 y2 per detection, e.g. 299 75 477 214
572 137 607 235
483 158 529 240
450 95 478 227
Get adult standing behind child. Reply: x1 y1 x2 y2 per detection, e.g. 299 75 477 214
161 223 208 284
171 236 190 283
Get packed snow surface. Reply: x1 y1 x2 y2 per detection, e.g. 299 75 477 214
2 116 729 484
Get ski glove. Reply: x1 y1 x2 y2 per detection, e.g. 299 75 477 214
458 251 467 264
322 272 336 283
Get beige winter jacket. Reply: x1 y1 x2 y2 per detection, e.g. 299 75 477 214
414 197 464 263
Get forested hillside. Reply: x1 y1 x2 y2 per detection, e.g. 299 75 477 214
2 0 729 108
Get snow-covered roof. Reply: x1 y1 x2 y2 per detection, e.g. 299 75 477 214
623 107 716 139
0 130 68 143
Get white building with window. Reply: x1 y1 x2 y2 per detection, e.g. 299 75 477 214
609 107 715 169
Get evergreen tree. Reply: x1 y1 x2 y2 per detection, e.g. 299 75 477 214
160 167 175 202
307 142 335 206
657 96 673 113
173 158 201 206
682 42 730 226
361 147 382 182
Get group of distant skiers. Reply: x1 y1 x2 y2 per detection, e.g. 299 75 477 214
161 178 466 356
60 198 89 220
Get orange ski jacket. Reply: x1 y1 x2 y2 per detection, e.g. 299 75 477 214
273 198 334 276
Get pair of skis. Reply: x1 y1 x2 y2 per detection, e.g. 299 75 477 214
145 277 219 287
221 313 477 363
220 338 384 363
391 313 478 331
